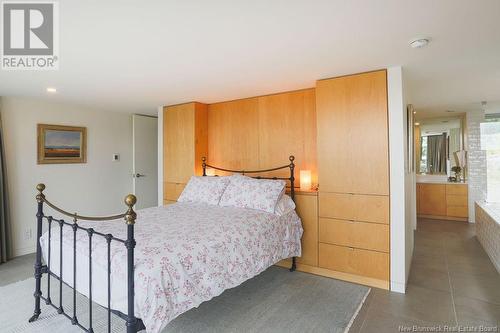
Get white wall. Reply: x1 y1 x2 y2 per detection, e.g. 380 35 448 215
388 66 415 293
0 97 133 257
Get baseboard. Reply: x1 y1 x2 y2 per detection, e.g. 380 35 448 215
276 260 389 290
13 246 35 258
418 214 468 222
390 280 406 293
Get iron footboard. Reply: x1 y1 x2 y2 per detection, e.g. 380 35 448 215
28 183 144 333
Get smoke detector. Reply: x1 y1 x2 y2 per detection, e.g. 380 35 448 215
409 38 430 48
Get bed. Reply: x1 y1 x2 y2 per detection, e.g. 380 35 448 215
28 156 302 333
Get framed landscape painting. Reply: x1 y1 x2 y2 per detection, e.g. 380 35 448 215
37 124 87 164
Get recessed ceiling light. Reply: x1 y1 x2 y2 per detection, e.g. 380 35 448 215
415 122 420 126
409 38 430 48
46 87 57 93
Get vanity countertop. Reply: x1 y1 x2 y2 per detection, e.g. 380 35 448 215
417 179 467 185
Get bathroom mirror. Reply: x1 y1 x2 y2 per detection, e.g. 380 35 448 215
415 116 464 175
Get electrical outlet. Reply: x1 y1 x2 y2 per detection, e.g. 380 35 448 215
112 153 120 161
24 228 32 241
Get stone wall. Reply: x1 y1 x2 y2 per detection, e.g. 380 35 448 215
476 202 500 272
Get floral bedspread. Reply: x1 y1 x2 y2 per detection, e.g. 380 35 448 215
40 202 303 333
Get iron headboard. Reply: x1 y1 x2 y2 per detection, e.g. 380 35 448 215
202 155 296 201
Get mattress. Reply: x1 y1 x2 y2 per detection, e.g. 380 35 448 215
40 202 303 333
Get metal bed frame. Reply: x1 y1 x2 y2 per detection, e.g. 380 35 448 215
28 184 143 333
28 156 297 332
202 154 297 272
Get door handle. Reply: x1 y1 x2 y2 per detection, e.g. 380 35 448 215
134 173 146 178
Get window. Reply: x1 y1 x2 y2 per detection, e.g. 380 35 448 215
419 136 428 173
481 114 500 202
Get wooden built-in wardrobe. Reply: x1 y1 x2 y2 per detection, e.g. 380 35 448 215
315 70 390 289
162 69 391 289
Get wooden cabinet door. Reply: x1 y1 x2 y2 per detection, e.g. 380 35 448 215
295 193 318 266
164 104 195 183
317 77 351 193
416 184 421 214
316 70 389 195
418 184 446 216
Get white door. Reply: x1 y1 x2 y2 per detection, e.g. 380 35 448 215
133 114 158 209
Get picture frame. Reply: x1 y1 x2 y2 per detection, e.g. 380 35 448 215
37 124 87 164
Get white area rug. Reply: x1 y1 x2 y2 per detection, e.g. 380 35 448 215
0 277 124 333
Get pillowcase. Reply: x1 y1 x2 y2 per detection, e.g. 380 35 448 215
274 194 296 216
219 175 286 213
177 176 231 205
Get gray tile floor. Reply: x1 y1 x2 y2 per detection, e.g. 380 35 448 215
350 218 500 332
1 218 499 332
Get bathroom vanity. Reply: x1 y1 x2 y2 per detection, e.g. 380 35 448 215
417 180 468 222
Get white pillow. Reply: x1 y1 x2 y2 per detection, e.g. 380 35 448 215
178 176 231 205
274 194 296 216
219 175 286 213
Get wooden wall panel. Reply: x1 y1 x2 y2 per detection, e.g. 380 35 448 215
258 89 317 183
208 98 260 172
207 89 317 184
163 103 195 183
194 103 208 176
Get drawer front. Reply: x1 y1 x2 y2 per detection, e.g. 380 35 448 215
319 192 389 224
447 205 468 218
164 182 186 201
319 192 353 220
446 194 467 207
319 243 389 281
319 218 389 252
446 184 467 196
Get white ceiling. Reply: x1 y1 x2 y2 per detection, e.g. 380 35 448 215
1 0 499 116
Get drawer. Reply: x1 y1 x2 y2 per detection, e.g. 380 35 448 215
164 182 186 201
319 218 389 252
446 194 467 207
447 205 468 218
319 192 389 224
319 243 389 281
446 184 467 196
